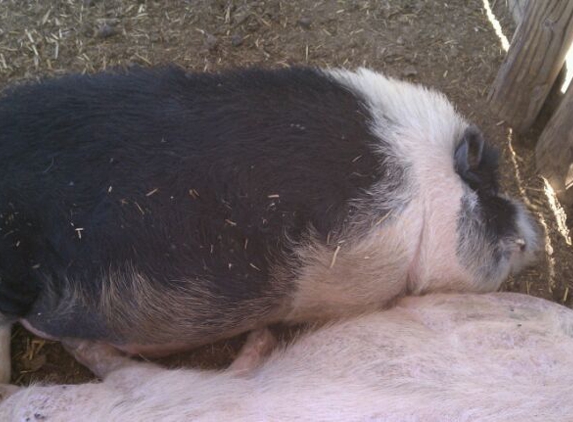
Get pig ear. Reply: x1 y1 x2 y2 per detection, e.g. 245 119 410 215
454 125 485 175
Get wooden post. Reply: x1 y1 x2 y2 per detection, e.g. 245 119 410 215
488 0 573 133
536 82 573 205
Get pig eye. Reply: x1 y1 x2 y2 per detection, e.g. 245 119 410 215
454 125 500 196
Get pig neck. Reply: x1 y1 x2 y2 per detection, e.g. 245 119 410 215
405 161 469 295
284 204 421 323
284 145 468 322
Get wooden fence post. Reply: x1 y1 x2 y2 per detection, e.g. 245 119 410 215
536 82 573 205
488 0 573 133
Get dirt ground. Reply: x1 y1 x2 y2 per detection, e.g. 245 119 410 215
1 0 572 386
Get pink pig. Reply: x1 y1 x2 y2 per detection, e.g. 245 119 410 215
1 292 572 421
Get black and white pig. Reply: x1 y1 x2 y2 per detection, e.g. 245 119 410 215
2 292 572 421
0 66 538 381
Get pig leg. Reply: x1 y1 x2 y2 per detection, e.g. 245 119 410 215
62 339 136 380
0 322 12 383
228 328 277 375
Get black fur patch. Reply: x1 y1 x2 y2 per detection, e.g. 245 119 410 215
0 66 400 341
457 192 519 279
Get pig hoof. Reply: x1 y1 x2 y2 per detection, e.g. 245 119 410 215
229 328 277 375
62 339 125 378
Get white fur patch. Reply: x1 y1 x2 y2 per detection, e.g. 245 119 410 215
286 68 480 312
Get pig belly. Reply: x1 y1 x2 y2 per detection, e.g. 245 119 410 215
19 281 286 354
20 319 212 357
111 342 206 357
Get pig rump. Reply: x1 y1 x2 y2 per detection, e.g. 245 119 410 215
1 293 572 421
